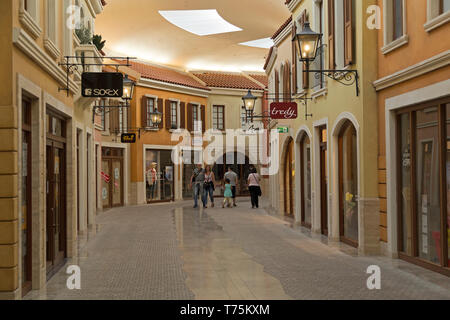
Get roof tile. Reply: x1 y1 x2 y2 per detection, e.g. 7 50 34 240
192 72 265 90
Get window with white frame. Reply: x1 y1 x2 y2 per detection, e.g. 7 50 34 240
192 104 201 132
146 98 156 128
311 0 326 90
170 101 178 129
382 0 408 54
425 0 450 32
45 0 59 59
213 105 224 130
20 0 41 39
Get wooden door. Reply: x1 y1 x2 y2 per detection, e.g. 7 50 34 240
320 143 328 235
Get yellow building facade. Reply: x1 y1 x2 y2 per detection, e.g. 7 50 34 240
266 0 380 254
0 0 104 299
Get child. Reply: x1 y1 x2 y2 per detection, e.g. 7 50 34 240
223 178 233 208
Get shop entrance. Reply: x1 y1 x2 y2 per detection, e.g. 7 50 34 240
145 149 174 203
284 138 294 216
338 121 359 247
319 127 328 236
101 147 124 209
46 113 67 277
213 152 251 197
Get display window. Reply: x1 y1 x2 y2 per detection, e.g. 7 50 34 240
146 149 174 203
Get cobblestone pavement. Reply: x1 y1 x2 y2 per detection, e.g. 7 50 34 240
25 199 450 300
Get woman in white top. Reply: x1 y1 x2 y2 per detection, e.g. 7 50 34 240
247 167 261 209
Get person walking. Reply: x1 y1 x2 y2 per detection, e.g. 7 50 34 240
190 164 205 208
222 178 233 208
203 165 216 208
224 166 238 207
248 167 261 209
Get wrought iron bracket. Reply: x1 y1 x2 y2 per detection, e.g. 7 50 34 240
58 56 137 97
304 68 359 97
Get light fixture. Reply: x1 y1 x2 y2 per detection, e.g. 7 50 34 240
242 89 257 113
122 75 135 100
159 10 242 36
294 22 322 62
150 109 162 127
239 38 274 49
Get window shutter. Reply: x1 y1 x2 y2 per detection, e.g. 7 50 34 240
275 71 279 102
141 96 147 128
201 105 206 134
222 106 225 131
291 23 297 95
328 0 336 69
180 102 186 129
344 0 354 66
165 100 171 130
187 103 193 132
157 98 163 129
110 108 118 133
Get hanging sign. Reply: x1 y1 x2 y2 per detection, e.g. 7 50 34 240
121 133 136 143
270 102 298 120
82 72 123 98
243 122 264 134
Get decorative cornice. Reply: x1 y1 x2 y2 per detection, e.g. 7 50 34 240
44 38 61 60
19 8 42 40
374 50 450 91
13 27 78 94
273 21 293 46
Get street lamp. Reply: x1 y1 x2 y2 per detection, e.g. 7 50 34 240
242 89 257 113
294 22 322 62
150 109 162 127
292 21 359 98
122 75 135 101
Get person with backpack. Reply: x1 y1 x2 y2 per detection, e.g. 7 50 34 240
190 164 205 208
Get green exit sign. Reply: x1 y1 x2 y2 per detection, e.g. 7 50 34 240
278 126 289 133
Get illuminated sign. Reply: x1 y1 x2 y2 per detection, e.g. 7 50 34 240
82 72 123 98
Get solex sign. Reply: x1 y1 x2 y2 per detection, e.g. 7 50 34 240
270 102 298 120
82 72 123 98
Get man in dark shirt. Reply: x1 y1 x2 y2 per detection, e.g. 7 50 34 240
190 164 205 208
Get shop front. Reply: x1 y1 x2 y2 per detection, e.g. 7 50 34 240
393 98 450 274
145 149 175 203
45 111 67 278
212 152 252 197
101 147 124 208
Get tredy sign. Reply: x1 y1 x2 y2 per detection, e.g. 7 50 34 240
270 102 298 120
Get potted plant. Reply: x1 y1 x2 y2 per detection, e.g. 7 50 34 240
92 34 106 55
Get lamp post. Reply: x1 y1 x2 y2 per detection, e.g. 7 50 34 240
293 21 359 97
242 89 257 123
122 74 135 104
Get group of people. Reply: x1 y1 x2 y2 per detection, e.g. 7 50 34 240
189 165 262 209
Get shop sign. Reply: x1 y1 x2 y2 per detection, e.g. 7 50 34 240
101 172 110 183
278 126 289 134
242 122 264 133
270 102 298 120
82 72 123 98
121 133 136 143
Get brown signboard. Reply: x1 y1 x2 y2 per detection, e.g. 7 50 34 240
121 133 136 143
270 102 298 120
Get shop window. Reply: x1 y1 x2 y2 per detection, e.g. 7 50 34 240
146 149 174 202
397 101 450 272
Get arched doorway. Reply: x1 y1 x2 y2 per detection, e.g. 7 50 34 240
299 134 312 228
284 138 295 216
338 121 359 247
213 152 251 197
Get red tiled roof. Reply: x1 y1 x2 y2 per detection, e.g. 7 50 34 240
126 61 209 91
285 0 292 4
249 74 268 88
271 16 292 40
263 46 274 70
192 72 265 90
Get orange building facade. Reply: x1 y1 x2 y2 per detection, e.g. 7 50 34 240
375 0 450 275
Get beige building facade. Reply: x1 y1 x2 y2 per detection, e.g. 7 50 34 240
0 0 104 299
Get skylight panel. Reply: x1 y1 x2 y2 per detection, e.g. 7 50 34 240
239 38 274 49
159 9 243 36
